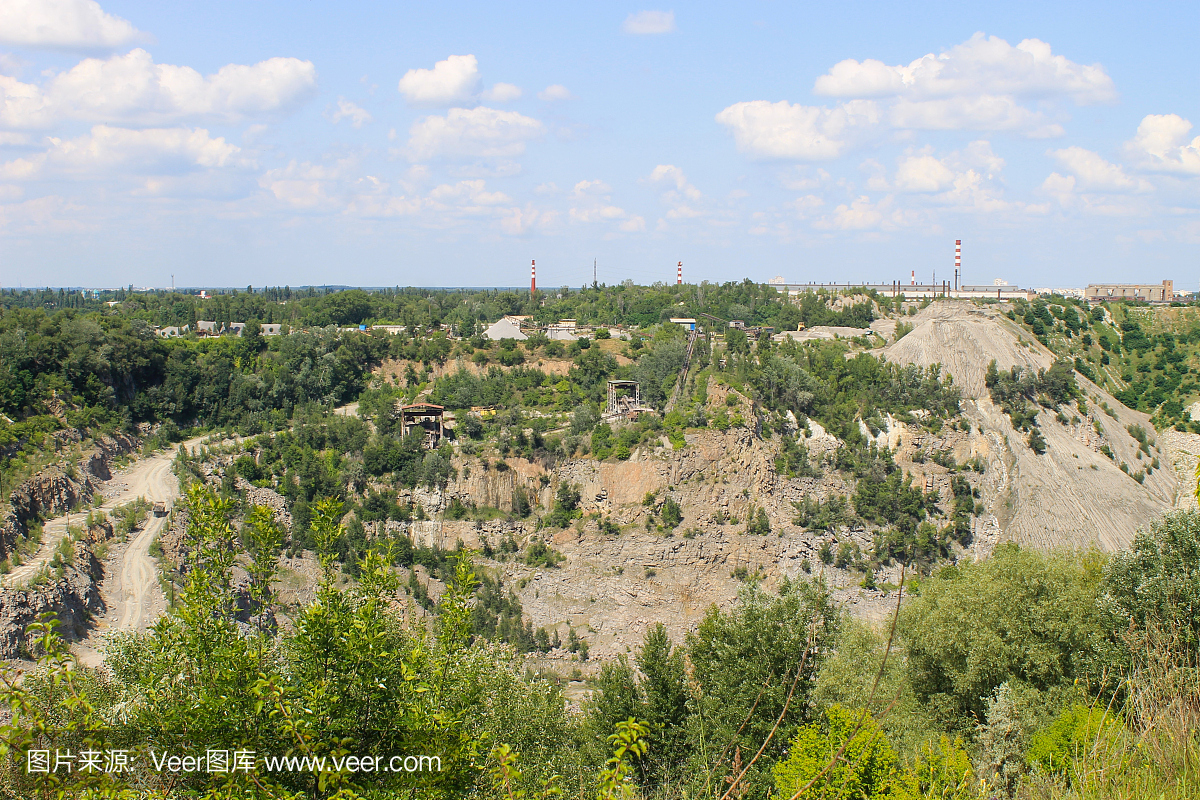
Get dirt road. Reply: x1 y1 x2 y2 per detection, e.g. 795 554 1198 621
4 440 196 590
0 437 211 667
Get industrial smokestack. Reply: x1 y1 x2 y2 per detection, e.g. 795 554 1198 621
911 270 915 286
677 261 682 285
955 239 961 291
531 260 536 296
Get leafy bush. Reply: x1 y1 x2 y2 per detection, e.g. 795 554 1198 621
773 705 898 800
660 497 683 529
901 544 1115 722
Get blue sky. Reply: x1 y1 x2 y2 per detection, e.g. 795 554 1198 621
0 0 1197 290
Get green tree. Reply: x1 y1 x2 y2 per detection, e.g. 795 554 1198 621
900 544 1113 723
635 624 688 788
686 581 840 794
1102 509 1200 653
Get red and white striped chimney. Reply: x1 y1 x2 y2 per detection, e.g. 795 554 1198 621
954 240 961 290
531 259 536 296
911 269 915 286
677 261 682 285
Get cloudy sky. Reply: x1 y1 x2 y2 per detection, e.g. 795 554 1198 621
0 0 1197 289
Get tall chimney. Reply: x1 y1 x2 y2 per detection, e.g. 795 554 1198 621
531 259 536 296
911 269 915 286
677 261 682 285
955 239 961 291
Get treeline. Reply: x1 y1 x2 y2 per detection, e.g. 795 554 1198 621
0 307 387 480
3 279 882 342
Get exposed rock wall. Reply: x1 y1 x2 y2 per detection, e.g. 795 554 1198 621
0 431 138 559
0 523 111 660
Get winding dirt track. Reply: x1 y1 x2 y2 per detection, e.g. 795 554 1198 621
4 441 194 591
4 437 207 649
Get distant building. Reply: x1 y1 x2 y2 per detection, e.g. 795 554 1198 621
604 380 655 421
398 403 446 449
195 320 247 336
544 323 578 341
669 317 697 332
1035 287 1086 299
1085 280 1174 304
261 323 283 336
157 325 189 338
484 316 528 340
771 282 1033 301
768 276 786 285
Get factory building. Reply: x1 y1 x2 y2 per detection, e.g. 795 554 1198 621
1084 280 1174 304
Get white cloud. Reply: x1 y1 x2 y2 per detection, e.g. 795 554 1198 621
0 0 144 50
718 35 1106 165
538 84 573 101
889 95 1063 137
781 167 831 191
501 205 557 235
0 49 317 128
429 179 511 206
407 106 544 160
647 164 705 225
815 33 1114 104
935 168 1011 212
571 179 612 198
946 140 1005 176
894 154 955 192
622 10 676 35
787 194 825 219
481 82 522 103
648 164 701 200
817 196 886 230
714 99 879 160
1125 114 1200 175
397 55 480 107
1049 146 1151 192
568 179 643 231
1041 172 1077 204
329 98 372 128
1 124 243 179
259 157 356 209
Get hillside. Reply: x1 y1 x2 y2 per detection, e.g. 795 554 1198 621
881 301 1176 551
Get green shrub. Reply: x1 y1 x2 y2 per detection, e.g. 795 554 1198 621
660 497 682 529
773 705 899 800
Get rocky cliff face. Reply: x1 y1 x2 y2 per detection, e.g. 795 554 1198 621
0 431 138 558
0 522 111 660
